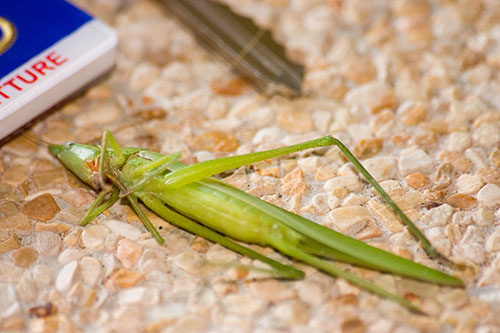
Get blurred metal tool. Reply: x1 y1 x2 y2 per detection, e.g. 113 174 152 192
162 0 304 95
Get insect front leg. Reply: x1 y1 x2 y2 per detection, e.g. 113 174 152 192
161 135 336 188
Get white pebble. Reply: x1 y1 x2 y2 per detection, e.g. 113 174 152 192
81 225 110 250
58 249 87 264
0 283 21 319
328 206 372 234
420 204 454 227
477 184 500 207
129 63 160 91
456 174 483 194
74 102 120 127
252 127 283 146
80 256 102 287
398 149 433 175
32 264 54 287
106 220 142 241
118 287 160 306
363 155 397 181
324 175 361 192
55 260 78 292
447 132 472 152
35 232 61 257
464 148 488 169
486 229 500 252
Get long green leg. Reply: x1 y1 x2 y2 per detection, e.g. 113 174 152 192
99 130 126 188
276 241 424 314
332 139 440 259
161 136 336 188
127 194 165 244
140 193 304 279
80 187 120 226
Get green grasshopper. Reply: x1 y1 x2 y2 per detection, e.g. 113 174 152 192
49 131 463 313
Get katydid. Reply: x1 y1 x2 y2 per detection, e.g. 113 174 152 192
49 131 463 313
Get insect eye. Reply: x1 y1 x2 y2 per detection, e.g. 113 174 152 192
64 142 74 148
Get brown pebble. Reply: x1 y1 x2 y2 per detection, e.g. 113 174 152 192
401 102 427 126
281 168 307 195
490 150 500 167
406 173 430 189
0 234 21 253
12 247 38 267
110 269 145 288
2 165 29 186
35 223 70 234
136 108 166 120
211 76 249 96
353 138 383 158
0 213 30 231
459 48 485 69
28 303 54 318
341 318 366 333
22 194 61 222
446 193 477 209
477 168 500 186
190 237 210 253
439 151 471 173
193 131 238 153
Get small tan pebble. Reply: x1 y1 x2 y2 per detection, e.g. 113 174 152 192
105 220 142 241
477 168 500 186
35 222 70 234
63 228 82 247
224 294 266 316
464 148 488 169
0 213 30 231
297 156 321 174
2 165 29 186
446 193 477 210
190 237 210 254
345 82 397 114
447 132 472 152
0 234 20 253
476 207 494 227
55 260 78 292
110 269 144 288
22 193 61 222
398 148 433 175
34 168 68 191
12 247 38 267
362 155 397 181
172 251 206 275
423 117 449 135
340 55 377 84
405 173 430 189
324 175 361 194
399 101 427 126
456 174 483 194
129 62 160 91
420 204 454 227
490 150 500 167
342 193 368 207
116 239 143 269
297 279 329 306
35 232 61 257
316 165 337 181
210 76 249 96
0 202 19 217
272 300 310 325
457 226 486 264
281 168 307 195
81 225 110 250
327 206 372 234
118 287 160 306
276 105 314 134
247 279 296 302
169 315 207 332
206 97 228 120
0 283 22 319
439 151 472 173
206 245 238 264
57 249 86 264
41 128 76 145
477 184 500 207
192 131 238 153
436 289 469 310
353 138 384 159
340 317 365 333
32 265 54 287
60 189 94 208
486 229 500 252
85 83 111 99
366 199 404 233
16 275 38 302
74 101 120 127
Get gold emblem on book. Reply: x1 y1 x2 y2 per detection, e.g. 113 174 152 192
0 17 16 55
